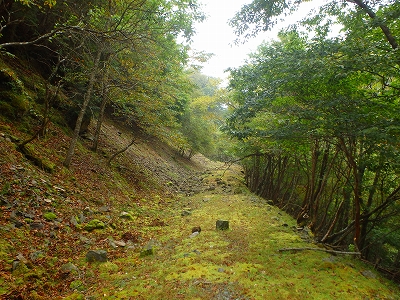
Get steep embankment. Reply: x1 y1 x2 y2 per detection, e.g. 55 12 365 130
0 119 398 299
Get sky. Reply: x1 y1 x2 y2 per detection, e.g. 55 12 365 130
189 0 319 80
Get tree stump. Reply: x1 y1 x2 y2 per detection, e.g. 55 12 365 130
216 220 229 230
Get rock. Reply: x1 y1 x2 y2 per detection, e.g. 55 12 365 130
12 260 22 271
140 245 155 257
140 240 158 257
30 222 44 230
78 213 86 223
322 256 337 263
84 207 94 215
218 268 225 273
16 253 28 263
23 212 35 219
70 216 79 227
191 226 201 233
216 220 229 230
361 270 377 279
108 239 117 249
181 210 192 217
99 206 110 212
10 218 24 228
60 263 79 277
119 212 134 220
79 235 94 245
114 240 126 247
84 219 105 231
0 196 11 207
189 232 199 238
10 210 23 218
86 250 108 262
12 261 28 275
30 251 44 261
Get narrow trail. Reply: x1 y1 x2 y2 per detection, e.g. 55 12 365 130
86 164 398 300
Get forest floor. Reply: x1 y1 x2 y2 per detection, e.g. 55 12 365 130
0 118 399 299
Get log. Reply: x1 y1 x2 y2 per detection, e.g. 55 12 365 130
278 247 361 256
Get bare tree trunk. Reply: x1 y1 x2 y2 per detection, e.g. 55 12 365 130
92 55 111 152
321 200 344 243
63 49 102 168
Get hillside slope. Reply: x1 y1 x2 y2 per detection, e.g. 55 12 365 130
0 116 208 299
0 117 399 299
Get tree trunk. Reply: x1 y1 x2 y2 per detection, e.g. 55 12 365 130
339 137 361 249
359 165 381 254
18 58 63 148
92 54 111 152
63 49 102 168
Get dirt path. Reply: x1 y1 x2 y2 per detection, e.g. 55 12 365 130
81 165 398 300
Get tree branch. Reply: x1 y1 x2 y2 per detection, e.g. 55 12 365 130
350 0 398 49
278 247 361 256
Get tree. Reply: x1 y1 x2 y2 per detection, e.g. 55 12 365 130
61 0 204 167
226 1 400 271
225 23 400 260
229 0 399 50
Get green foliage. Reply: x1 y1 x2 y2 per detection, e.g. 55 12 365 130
226 0 400 272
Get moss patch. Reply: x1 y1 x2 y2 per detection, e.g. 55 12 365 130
43 212 57 221
84 219 105 231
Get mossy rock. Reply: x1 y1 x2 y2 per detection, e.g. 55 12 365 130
12 261 29 276
43 212 57 221
84 219 105 231
140 247 154 257
119 212 134 220
17 144 55 173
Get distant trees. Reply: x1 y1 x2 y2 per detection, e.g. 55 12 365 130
178 69 232 160
226 0 400 274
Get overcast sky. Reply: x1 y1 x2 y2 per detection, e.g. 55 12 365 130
189 0 319 80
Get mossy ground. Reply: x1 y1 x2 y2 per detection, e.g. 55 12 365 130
79 167 398 300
